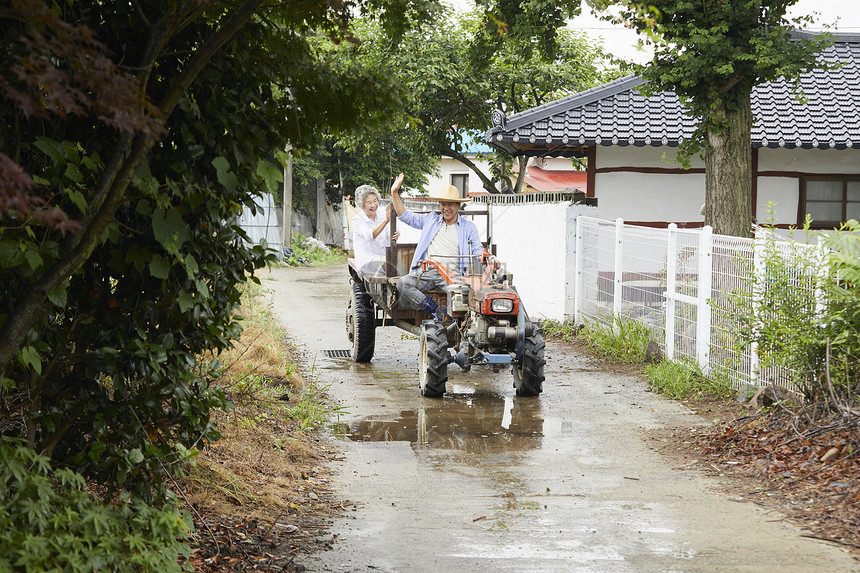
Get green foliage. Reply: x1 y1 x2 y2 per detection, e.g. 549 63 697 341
390 8 612 192
0 0 433 503
608 0 831 161
290 129 433 210
289 376 348 430
301 6 613 197
579 316 652 362
729 221 860 408
0 437 191 573
544 316 651 362
646 359 733 400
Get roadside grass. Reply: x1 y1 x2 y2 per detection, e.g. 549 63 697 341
645 359 734 400
542 317 733 400
542 316 649 362
183 278 344 522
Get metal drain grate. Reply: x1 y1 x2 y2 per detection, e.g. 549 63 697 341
321 349 352 359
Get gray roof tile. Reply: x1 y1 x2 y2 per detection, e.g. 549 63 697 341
486 33 860 156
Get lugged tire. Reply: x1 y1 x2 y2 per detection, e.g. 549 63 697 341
513 328 546 396
346 282 375 362
418 320 448 397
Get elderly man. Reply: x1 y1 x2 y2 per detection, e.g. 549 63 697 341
390 173 482 319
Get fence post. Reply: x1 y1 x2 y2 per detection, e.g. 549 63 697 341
696 226 713 373
750 231 765 386
814 242 829 317
614 218 624 319
574 216 584 325
664 223 678 360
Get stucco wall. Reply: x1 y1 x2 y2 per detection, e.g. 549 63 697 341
756 177 800 225
594 171 706 223
593 146 705 223
595 145 860 226
489 202 597 321
756 147 860 226
758 147 860 174
597 145 705 170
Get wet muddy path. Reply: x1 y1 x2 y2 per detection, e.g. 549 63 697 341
265 265 857 573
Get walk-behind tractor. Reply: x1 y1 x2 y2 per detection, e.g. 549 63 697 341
345 207 545 398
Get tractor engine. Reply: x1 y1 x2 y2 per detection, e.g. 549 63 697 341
462 284 521 351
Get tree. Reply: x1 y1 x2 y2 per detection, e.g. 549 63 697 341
593 0 831 237
394 6 613 193
0 0 435 499
330 4 612 195
288 113 436 206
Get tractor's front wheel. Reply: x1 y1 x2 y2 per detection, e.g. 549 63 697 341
346 282 375 362
513 328 545 396
419 320 449 397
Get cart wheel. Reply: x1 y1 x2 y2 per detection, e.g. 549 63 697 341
418 320 448 397
513 329 545 396
346 282 375 362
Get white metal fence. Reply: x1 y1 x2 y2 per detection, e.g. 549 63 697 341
574 217 823 391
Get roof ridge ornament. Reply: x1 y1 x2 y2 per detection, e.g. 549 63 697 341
491 109 507 130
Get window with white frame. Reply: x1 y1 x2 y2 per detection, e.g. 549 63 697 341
801 177 860 228
450 174 468 198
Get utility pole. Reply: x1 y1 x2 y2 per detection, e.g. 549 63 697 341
282 144 293 248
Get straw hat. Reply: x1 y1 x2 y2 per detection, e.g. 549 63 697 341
427 184 470 203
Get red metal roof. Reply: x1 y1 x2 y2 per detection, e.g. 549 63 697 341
523 166 587 192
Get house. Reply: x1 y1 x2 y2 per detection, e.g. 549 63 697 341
428 134 586 197
426 137 496 197
484 31 860 230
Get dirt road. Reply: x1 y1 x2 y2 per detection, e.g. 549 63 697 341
265 265 858 573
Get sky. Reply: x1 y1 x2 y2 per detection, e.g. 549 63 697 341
569 0 860 64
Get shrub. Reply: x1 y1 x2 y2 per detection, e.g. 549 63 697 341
0 437 191 572
730 220 860 413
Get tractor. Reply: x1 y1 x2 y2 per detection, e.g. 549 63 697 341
345 203 545 398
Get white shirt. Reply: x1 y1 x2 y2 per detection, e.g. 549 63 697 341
427 221 460 274
352 210 390 275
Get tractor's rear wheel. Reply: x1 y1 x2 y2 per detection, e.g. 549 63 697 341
419 320 448 397
513 329 545 396
346 282 375 362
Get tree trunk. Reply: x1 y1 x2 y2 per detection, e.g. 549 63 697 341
513 156 528 192
704 95 753 238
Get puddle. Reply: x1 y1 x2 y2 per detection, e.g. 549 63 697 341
331 390 546 453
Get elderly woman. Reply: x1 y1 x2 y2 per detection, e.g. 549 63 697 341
352 184 397 276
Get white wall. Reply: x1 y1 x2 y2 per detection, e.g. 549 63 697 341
758 147 860 174
597 145 705 170
490 202 597 321
595 172 706 222
756 148 860 226
528 156 578 170
594 146 860 225
593 146 706 223
756 177 799 225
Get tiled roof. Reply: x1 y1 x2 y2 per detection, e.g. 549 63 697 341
485 33 860 156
